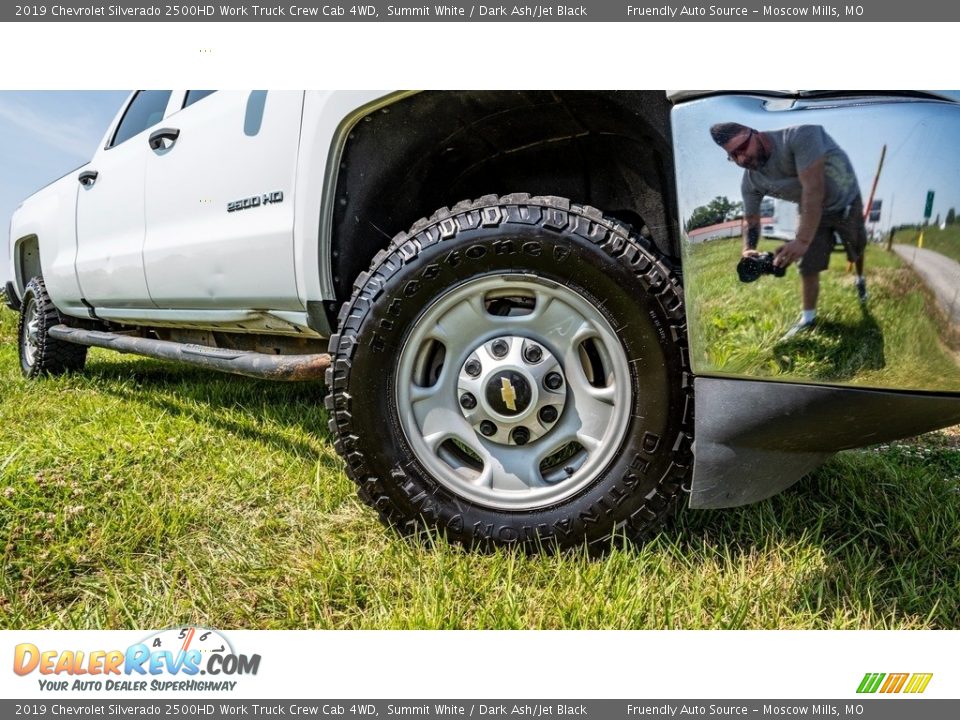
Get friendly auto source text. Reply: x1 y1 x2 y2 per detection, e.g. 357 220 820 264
626 5 855 16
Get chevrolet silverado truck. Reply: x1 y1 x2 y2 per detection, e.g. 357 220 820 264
6 91 960 550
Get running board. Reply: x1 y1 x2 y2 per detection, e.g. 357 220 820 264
49 325 330 382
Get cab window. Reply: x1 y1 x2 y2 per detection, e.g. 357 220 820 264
183 90 216 108
109 91 172 148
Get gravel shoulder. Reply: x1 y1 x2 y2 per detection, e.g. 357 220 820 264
892 244 960 325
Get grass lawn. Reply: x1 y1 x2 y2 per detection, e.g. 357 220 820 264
1 306 959 629
901 223 960 264
684 238 960 391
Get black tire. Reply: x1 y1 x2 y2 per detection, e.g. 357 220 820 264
18 276 87 378
325 194 693 551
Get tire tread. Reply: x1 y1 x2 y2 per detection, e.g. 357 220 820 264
326 194 693 550
18 276 87 378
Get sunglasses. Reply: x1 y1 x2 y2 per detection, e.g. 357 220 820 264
727 130 755 162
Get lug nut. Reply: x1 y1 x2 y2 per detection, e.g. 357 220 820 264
479 420 497 437
539 406 558 423
460 393 477 410
491 339 509 358
464 359 481 377
511 427 530 445
544 372 564 391
523 344 543 364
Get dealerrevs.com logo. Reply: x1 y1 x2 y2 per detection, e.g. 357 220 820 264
857 673 933 694
13 627 260 692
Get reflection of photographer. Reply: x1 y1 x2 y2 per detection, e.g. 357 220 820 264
711 123 868 339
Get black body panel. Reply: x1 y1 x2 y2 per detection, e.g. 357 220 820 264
692 377 960 508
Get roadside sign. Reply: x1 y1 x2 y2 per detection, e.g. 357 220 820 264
924 190 935 219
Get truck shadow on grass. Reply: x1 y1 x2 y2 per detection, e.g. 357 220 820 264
772 306 886 382
85 357 333 458
669 442 960 628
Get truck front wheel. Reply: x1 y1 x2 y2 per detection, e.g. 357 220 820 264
325 195 692 551
18 276 87 378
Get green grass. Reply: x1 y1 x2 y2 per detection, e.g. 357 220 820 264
685 238 960 391
1 307 959 629
900 223 960 264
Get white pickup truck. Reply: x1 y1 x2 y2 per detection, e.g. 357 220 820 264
7 90 960 550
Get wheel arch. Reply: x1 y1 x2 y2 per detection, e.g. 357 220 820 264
13 234 41 294
324 91 680 327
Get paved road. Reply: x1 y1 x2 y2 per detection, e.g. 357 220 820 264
892 244 960 325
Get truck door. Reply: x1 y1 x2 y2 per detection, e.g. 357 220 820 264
75 90 173 307
142 91 304 310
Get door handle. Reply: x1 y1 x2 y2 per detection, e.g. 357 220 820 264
148 127 181 150
78 170 99 187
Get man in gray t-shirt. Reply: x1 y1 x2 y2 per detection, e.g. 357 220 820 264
710 122 868 339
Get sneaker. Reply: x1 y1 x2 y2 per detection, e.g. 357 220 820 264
855 278 868 303
781 317 817 341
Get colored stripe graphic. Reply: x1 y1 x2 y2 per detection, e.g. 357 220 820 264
880 673 908 693
857 672 932 694
857 673 885 693
904 674 934 694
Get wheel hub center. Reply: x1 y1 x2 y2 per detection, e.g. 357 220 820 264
457 335 567 446
485 370 532 416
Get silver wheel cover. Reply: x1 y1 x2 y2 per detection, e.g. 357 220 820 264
395 274 633 511
22 297 40 367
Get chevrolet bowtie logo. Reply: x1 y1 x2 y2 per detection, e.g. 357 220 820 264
501 378 517 411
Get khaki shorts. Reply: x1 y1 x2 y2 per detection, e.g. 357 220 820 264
798 196 867 276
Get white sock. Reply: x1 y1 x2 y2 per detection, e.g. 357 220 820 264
802 310 817 324
857 275 865 283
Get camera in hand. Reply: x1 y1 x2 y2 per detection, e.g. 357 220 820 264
737 252 787 283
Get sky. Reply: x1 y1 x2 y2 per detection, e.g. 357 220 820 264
0 91 129 283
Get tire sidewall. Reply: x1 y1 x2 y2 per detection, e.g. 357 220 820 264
338 207 689 548
17 285 41 377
